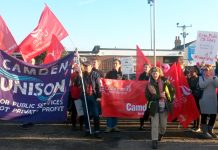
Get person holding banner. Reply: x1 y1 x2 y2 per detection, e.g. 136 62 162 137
138 63 151 130
145 67 175 149
69 64 84 131
199 65 218 139
104 59 125 133
80 60 102 138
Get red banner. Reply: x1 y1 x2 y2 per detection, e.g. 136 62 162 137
43 35 64 64
0 16 18 54
19 5 68 62
101 79 147 118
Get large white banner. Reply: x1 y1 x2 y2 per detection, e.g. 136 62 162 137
193 31 218 65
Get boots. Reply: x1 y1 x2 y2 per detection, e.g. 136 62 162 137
208 126 217 138
201 124 212 139
112 126 120 132
139 118 145 130
79 116 84 131
158 134 164 141
151 140 158 149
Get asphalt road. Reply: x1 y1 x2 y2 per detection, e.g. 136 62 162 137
0 120 217 150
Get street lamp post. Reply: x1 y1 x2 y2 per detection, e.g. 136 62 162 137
176 23 192 51
148 0 156 66
148 0 153 54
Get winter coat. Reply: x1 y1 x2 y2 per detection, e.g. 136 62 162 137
199 76 218 114
138 72 149 81
145 77 175 117
105 68 123 80
81 70 102 98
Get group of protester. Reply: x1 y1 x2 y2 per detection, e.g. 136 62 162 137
186 63 218 139
68 57 218 149
68 58 124 138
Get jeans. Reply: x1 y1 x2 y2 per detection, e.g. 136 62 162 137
81 95 100 132
107 117 117 128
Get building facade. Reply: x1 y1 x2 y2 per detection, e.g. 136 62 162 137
78 43 184 74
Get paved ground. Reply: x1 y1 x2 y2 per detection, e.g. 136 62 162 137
0 120 217 150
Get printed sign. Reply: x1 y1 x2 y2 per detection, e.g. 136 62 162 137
0 50 73 122
120 57 134 74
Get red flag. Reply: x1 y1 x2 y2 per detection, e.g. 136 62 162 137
43 35 64 64
165 63 183 121
19 5 68 62
165 62 200 128
176 62 200 128
0 16 18 54
156 61 161 68
136 45 151 80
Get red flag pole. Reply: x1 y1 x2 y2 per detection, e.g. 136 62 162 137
75 49 92 135
67 36 92 133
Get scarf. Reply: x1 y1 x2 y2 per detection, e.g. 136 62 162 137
147 77 163 97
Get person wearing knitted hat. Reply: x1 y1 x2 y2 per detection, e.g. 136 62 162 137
145 67 175 149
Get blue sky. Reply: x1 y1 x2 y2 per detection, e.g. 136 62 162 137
0 0 218 51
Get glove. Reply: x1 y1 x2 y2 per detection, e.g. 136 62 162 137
96 98 101 102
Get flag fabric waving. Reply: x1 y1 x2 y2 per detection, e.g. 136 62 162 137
176 62 200 128
43 35 65 64
136 45 151 80
0 16 18 54
156 61 161 68
19 5 68 62
164 63 183 121
165 62 200 128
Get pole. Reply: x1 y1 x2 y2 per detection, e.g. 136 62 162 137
176 23 192 65
148 0 156 66
149 2 153 53
176 23 192 51
153 0 156 67
68 36 92 134
181 25 187 52
74 50 92 134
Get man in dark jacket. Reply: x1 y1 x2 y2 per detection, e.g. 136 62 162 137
91 59 104 115
138 63 151 130
92 59 104 78
104 59 124 133
81 60 102 138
